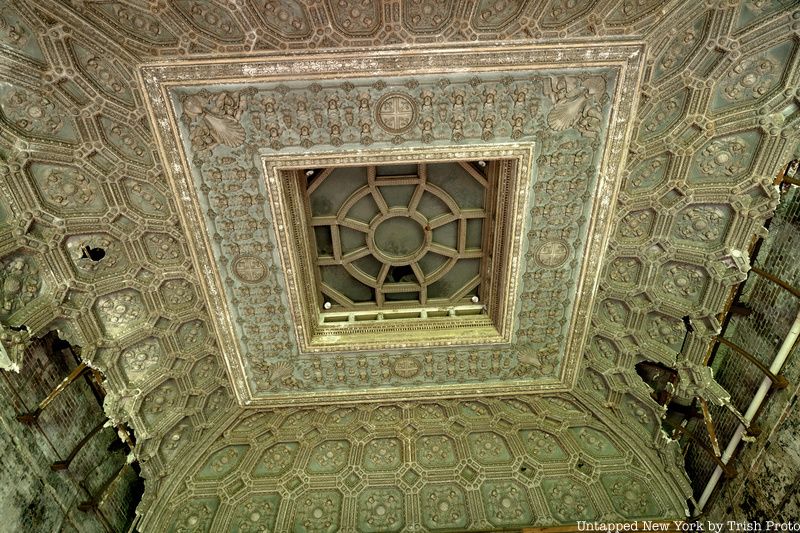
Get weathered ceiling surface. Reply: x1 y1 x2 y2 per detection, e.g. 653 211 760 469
0 0 797 531
143 44 637 405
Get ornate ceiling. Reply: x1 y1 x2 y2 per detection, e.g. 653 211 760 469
0 0 798 531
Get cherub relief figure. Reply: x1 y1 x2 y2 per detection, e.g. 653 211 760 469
181 90 249 151
544 76 606 135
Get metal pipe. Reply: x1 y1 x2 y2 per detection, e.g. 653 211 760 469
696 309 800 511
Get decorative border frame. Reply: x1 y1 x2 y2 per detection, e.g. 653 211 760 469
262 145 534 353
140 42 643 406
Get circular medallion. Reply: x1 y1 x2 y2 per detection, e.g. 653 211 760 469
376 93 418 134
374 216 425 258
232 255 268 284
534 240 570 268
393 356 421 378
368 212 431 266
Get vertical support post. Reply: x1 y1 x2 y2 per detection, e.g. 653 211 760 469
750 266 800 299
17 361 88 424
51 419 107 471
78 463 126 512
699 398 721 457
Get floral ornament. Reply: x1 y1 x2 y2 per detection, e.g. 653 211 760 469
468 432 511 464
662 264 703 300
648 315 684 347
363 438 401 470
617 210 654 239
253 442 299 477
721 53 778 102
482 481 532 526
545 479 595 521
295 491 341 532
417 435 457 467
421 484 468 530
95 290 145 337
370 405 401 424
606 477 655 517
521 430 565 460
676 206 725 242
172 499 217 533
697 137 748 177
359 488 404 532
230 494 280 533
197 446 248 480
122 339 161 376
308 440 350 474
0 257 41 317
42 168 95 207
608 257 640 285
0 88 68 138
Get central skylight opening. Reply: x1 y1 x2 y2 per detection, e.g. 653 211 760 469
264 147 531 352
306 162 494 321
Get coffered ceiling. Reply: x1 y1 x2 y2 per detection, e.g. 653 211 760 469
0 0 798 531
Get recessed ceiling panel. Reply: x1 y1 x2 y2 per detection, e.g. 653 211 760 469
142 44 641 405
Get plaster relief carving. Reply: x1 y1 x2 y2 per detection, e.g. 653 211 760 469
68 39 135 107
99 117 152 164
182 91 250 152
0 256 42 319
0 85 77 143
421 483 469 530
675 205 728 244
294 490 342 532
543 479 596 521
359 487 405 532
402 0 454 33
231 255 268 284
2 1 795 528
326 0 382 36
253 0 312 38
0 6 44 63
472 0 527 30
712 40 796 111
376 93 418 133
94 289 147 339
544 76 606 134
29 162 105 213
90 2 178 45
481 480 533 526
172 0 245 42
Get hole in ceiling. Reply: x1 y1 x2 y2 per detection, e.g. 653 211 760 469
80 245 106 262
